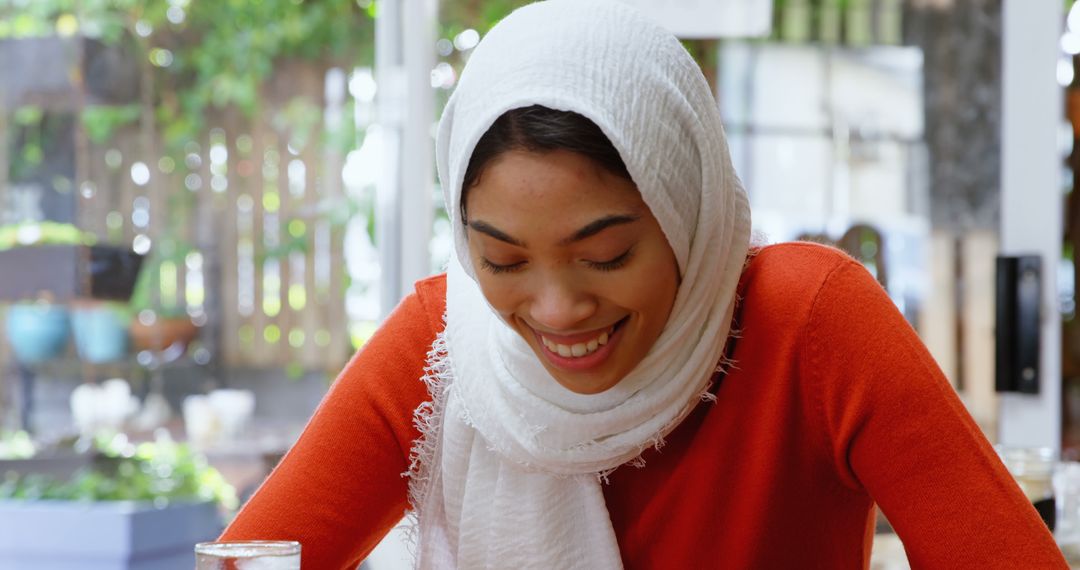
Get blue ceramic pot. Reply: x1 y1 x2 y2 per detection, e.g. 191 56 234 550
71 306 129 364
4 304 71 364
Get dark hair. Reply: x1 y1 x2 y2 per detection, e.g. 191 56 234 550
460 105 632 223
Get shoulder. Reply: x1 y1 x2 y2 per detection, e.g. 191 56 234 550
740 241 862 303
744 241 856 282
736 242 875 331
410 273 448 334
737 241 900 345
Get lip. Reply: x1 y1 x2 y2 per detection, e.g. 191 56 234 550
531 317 628 372
531 321 619 344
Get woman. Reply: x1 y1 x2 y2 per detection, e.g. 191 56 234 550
222 1 1067 568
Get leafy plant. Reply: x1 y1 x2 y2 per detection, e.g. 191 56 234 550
125 237 193 319
2 1 380 320
0 431 36 460
0 431 237 511
0 221 97 250
81 105 141 144
0 0 376 154
5 106 76 183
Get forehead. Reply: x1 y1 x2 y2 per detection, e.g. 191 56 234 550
466 149 644 219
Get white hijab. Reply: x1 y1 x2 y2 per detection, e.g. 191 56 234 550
407 1 752 567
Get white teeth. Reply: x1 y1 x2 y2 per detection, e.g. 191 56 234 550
540 324 617 359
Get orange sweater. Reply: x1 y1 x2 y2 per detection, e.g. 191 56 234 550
221 243 1066 569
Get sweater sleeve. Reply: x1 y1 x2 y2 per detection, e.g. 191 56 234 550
802 259 1067 568
218 283 442 569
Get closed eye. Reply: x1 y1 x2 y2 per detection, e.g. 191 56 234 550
479 257 526 274
585 247 634 271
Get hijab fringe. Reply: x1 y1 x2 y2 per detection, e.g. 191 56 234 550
405 244 757 546
403 323 453 556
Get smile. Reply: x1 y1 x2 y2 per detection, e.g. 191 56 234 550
540 326 612 358
531 317 629 371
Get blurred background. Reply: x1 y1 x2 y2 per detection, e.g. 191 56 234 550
0 0 1073 568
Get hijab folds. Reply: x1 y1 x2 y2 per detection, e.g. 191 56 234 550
408 1 752 567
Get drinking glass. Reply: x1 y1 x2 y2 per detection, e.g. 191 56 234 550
1055 461 1080 562
194 540 301 570
997 446 1057 530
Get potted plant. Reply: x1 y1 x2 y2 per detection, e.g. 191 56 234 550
0 221 144 304
3 300 71 365
126 240 200 353
0 432 236 569
71 301 131 364
0 222 86 364
0 222 143 365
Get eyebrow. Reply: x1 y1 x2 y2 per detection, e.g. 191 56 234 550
467 220 525 247
560 214 641 245
467 214 641 248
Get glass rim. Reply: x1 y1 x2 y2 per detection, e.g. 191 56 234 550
995 445 1057 462
996 445 1058 476
194 540 301 556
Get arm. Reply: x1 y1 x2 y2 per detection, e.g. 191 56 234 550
219 288 439 569
802 259 1066 568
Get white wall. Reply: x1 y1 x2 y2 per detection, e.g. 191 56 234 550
997 0 1064 450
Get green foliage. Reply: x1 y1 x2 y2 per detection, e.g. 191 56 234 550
0 431 36 460
439 0 528 37
0 221 97 250
0 0 375 155
437 0 528 77
81 105 141 144
151 0 373 152
0 432 237 510
7 106 55 181
0 1 378 317
12 107 43 127
0 0 733 160
125 236 193 318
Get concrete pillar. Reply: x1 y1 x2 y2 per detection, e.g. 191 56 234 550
375 0 436 318
998 0 1063 450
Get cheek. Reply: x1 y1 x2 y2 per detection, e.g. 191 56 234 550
594 263 672 322
639 276 677 321
466 248 514 311
624 249 679 326
474 274 524 316
644 236 680 284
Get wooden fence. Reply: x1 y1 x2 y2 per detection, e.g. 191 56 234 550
1 60 352 372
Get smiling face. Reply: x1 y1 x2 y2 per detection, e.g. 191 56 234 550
464 149 680 394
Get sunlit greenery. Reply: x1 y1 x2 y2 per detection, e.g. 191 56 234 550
0 221 96 250
126 237 193 318
0 430 36 460
80 105 141 144
0 431 237 511
0 0 375 155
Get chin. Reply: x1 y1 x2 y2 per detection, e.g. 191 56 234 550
545 365 625 395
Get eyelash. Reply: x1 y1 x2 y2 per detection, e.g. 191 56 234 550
479 248 635 275
584 247 634 271
479 258 525 274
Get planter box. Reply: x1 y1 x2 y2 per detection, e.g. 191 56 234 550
0 37 139 109
0 245 144 303
0 451 98 481
0 500 221 570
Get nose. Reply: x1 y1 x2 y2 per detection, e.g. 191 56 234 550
527 276 598 332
